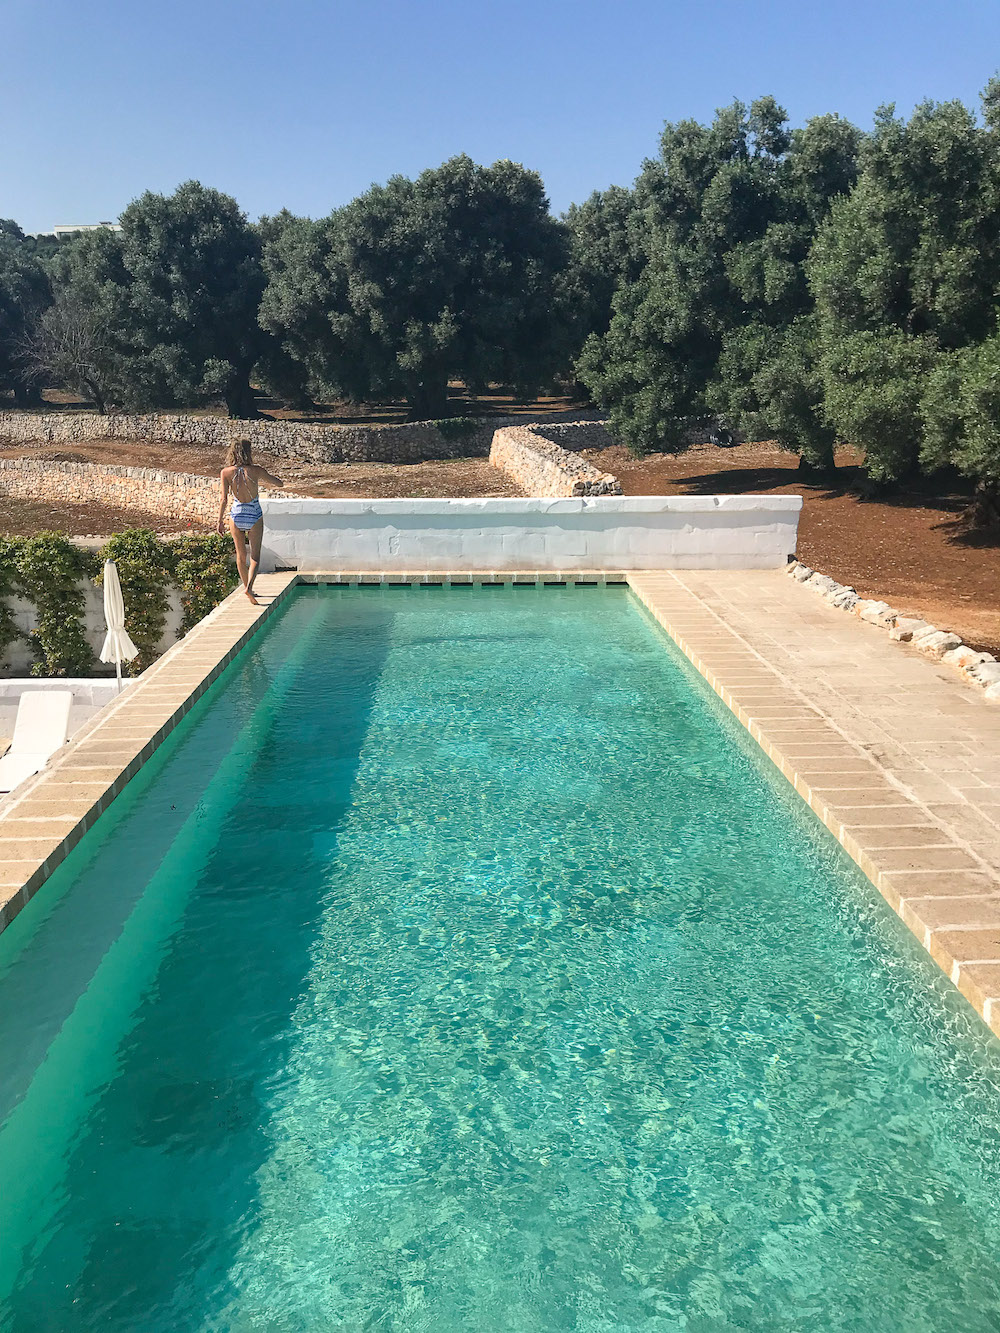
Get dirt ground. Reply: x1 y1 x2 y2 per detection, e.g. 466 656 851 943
0 494 208 537
0 439 520 504
1 433 997 657
582 441 1000 657
35 386 582 426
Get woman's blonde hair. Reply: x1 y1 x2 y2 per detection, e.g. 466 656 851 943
226 438 253 467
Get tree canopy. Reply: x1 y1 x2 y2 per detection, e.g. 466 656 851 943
809 92 1000 484
45 183 271 417
0 223 52 406
260 155 570 419
576 100 861 468
6 83 1000 508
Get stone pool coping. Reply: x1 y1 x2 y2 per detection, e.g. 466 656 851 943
0 572 300 932
2 568 999 1046
629 571 1000 1039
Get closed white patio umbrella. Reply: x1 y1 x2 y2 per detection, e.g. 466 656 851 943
99 559 139 692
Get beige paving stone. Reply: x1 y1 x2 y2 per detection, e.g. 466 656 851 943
791 760 879 776
903 896 1000 933
805 779 904 800
69 747 149 766
42 765 130 784
30 779 117 802
629 568 1000 1037
870 846 983 874
779 744 866 758
931 929 1000 969
845 824 952 850
0 817 81 837
763 725 838 739
882 871 999 900
0 859 54 883
9 796 101 819
0 836 69 861
956 963 1000 1013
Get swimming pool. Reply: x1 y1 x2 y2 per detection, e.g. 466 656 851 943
2 586 1000 1331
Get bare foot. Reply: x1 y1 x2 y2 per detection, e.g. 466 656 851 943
244 587 259 605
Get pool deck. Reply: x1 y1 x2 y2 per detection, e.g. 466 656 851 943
0 572 300 932
629 570 1000 1037
1 567 999 1040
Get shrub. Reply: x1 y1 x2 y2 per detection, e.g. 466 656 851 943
98 530 173 673
14 533 96 676
170 534 237 633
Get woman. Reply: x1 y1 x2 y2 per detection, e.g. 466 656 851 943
217 439 284 605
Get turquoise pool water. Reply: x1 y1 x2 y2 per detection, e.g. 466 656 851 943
2 587 1000 1331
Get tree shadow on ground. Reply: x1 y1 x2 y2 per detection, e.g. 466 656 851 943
662 462 862 499
932 513 1000 550
669 463 983 527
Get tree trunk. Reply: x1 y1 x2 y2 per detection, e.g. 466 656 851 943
797 443 836 478
224 370 261 420
406 373 449 421
12 380 42 409
970 479 1000 531
82 378 107 415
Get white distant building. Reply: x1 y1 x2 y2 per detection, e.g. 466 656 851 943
51 222 122 239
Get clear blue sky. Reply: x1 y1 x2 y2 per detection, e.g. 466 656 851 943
6 0 1000 233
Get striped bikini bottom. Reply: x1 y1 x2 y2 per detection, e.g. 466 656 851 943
230 498 263 531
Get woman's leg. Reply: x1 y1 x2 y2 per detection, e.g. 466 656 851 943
229 520 250 589
246 519 264 600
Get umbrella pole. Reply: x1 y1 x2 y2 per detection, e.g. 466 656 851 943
116 659 122 695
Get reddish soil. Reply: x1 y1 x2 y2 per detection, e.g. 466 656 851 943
0 439 520 502
582 441 1000 657
0 494 210 537
34 386 582 426
2 428 997 658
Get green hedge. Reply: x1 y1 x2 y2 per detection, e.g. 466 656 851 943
0 530 238 677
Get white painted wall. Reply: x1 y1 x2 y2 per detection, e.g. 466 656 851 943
259 495 803 573
1 586 185 675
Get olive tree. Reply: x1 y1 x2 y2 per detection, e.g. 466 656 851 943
809 92 1000 483
0 222 51 406
261 155 571 420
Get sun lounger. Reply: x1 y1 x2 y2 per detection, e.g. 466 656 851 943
0 691 73 794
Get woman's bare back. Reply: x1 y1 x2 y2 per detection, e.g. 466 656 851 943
222 462 263 503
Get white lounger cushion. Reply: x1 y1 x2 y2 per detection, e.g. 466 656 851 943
0 691 73 794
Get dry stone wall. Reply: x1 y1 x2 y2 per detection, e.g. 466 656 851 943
0 458 292 528
488 425 621 496
0 408 600 465
530 421 614 452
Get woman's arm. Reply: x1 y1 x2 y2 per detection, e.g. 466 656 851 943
258 466 284 488
217 470 230 535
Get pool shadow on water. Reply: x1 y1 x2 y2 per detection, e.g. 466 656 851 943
1 595 394 1333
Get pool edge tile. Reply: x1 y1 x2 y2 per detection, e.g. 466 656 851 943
626 570 1000 1041
0 572 300 937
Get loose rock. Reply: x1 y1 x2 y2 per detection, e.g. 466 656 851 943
942 646 984 671
889 618 931 642
856 599 895 625
916 630 963 658
809 574 838 594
